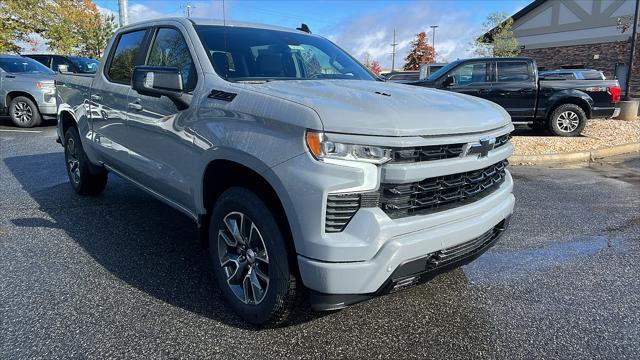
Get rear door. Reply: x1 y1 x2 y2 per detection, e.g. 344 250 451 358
487 60 537 120
91 28 149 171
125 25 200 210
445 61 492 100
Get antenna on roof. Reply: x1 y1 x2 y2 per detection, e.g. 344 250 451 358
296 23 311 34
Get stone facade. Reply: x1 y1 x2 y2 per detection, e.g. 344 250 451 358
520 37 640 97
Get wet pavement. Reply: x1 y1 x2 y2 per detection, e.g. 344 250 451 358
1 123 639 358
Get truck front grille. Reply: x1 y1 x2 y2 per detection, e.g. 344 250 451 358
389 133 511 163
379 160 508 219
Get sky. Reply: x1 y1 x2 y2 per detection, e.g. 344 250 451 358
93 0 530 69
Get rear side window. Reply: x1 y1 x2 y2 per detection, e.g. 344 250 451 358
107 30 146 84
146 28 197 92
497 62 530 82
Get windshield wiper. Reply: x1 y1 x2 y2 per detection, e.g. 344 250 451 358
236 80 272 84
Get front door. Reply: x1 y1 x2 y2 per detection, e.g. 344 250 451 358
125 26 199 210
445 61 492 100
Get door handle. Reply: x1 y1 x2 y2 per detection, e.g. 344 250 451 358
90 94 102 102
128 102 143 111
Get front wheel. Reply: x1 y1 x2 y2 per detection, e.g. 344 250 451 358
64 127 108 195
548 104 587 137
9 96 41 128
209 187 299 326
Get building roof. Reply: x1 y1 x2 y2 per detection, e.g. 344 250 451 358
480 0 546 43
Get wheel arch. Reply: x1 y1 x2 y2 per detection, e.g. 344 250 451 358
545 93 592 121
6 91 37 107
197 152 301 258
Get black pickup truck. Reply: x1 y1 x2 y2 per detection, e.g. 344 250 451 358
409 57 620 136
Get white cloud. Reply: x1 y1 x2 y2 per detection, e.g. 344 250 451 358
324 2 482 69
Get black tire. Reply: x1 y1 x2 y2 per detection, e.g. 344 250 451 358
64 127 108 195
9 96 41 128
548 103 587 137
209 187 299 326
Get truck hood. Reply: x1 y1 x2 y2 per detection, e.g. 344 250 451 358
242 80 509 136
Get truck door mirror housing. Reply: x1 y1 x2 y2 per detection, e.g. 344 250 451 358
132 66 189 109
442 75 456 88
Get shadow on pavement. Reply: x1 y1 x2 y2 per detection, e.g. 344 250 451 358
4 151 324 329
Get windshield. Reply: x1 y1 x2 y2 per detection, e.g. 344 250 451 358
0 57 54 74
68 56 100 73
195 26 375 82
426 60 461 80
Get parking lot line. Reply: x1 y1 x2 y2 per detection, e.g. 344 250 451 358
0 129 43 133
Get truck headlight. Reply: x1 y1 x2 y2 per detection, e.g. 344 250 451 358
306 130 391 164
36 81 56 90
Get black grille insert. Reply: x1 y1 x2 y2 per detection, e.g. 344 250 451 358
389 133 511 163
325 193 380 233
380 160 508 219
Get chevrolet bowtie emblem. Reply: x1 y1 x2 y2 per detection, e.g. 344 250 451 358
461 137 496 158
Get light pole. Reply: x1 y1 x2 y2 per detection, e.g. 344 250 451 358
430 25 438 54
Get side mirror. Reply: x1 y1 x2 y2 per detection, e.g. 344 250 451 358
131 66 189 109
57 64 69 73
442 75 456 88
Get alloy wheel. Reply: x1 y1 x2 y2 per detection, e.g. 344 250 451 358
217 211 270 305
556 111 580 133
13 101 33 124
66 137 81 184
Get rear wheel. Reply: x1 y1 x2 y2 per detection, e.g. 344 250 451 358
209 187 299 326
64 127 108 195
9 96 41 128
548 104 587 137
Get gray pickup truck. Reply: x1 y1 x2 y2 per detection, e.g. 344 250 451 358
56 18 515 326
0 54 57 127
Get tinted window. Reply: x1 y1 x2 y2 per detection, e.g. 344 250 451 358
196 26 374 81
52 56 76 72
68 56 99 73
108 30 146 83
0 57 54 74
581 70 605 80
147 28 197 92
450 62 488 86
27 55 51 68
497 62 530 82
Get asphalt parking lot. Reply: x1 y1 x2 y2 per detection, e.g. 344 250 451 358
1 121 639 359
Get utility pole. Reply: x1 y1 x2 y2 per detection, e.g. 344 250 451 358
118 0 128 27
184 4 194 17
624 0 639 99
390 29 398 71
430 25 438 54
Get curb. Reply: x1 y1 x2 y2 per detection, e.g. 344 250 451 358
509 142 640 165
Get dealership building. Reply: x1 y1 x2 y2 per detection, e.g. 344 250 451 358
486 0 639 96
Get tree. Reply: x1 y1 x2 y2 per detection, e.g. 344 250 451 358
367 60 382 75
403 32 436 71
0 0 115 58
474 12 520 57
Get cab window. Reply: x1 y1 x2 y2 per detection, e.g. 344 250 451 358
147 28 197 92
107 30 147 84
496 62 530 82
450 62 488 86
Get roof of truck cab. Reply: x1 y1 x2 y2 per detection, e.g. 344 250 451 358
122 17 315 36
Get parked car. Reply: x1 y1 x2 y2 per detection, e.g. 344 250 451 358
419 63 447 80
383 70 420 81
0 54 56 127
26 54 100 74
56 18 515 326
539 69 606 80
409 57 620 136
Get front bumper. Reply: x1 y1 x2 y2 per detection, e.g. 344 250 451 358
297 173 514 296
309 216 510 311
